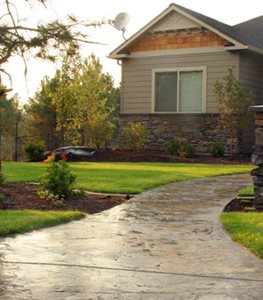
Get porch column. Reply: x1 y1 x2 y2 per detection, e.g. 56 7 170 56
250 105 263 207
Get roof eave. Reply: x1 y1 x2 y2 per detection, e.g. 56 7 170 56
225 45 263 55
108 53 131 59
247 46 263 55
109 3 246 58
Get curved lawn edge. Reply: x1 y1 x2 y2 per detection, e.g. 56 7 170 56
0 210 86 238
221 212 263 259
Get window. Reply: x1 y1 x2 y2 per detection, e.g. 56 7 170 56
153 67 205 113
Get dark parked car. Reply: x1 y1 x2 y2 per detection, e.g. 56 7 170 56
51 146 96 162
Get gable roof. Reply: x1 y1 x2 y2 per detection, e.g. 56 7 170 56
109 3 263 58
234 16 263 50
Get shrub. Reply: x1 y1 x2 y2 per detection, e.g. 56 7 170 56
0 193 6 202
166 139 195 158
178 142 196 158
166 139 180 155
123 123 148 152
0 172 5 186
210 141 225 157
24 141 45 161
39 161 76 199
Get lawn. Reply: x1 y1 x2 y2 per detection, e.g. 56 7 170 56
238 186 254 197
3 161 253 194
1 161 252 237
221 212 263 258
0 210 85 237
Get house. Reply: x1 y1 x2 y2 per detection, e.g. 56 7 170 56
109 3 263 155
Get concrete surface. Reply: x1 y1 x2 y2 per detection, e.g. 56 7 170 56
1 174 263 299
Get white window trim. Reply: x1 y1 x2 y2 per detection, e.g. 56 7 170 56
151 66 207 114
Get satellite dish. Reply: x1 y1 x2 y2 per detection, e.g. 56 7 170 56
113 12 130 31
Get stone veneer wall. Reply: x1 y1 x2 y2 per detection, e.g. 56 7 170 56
118 113 242 155
251 108 263 207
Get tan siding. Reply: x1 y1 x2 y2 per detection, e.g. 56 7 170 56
239 52 263 153
239 52 263 104
121 51 239 113
149 11 200 32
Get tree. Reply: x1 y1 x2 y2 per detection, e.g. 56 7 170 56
214 68 255 158
24 76 58 149
74 54 118 148
0 87 21 160
26 53 120 149
0 0 104 68
52 53 119 148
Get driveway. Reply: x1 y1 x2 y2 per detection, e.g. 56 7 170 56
1 174 263 299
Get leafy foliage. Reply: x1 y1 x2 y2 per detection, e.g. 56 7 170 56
166 139 181 155
0 0 104 66
210 141 225 157
166 139 195 158
178 142 195 158
214 67 255 157
24 76 58 149
0 172 5 185
0 86 22 160
0 193 5 202
39 160 76 199
123 123 148 152
24 141 45 161
25 53 120 149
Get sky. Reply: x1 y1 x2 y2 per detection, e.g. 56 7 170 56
2 0 263 104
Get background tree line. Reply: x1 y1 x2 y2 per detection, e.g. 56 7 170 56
2 53 120 160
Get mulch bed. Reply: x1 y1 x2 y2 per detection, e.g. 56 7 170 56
0 183 261 214
0 183 130 214
223 197 263 213
83 150 252 165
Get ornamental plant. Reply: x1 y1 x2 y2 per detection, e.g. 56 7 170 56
210 141 225 157
214 67 254 158
39 160 76 200
165 139 180 155
24 141 45 161
123 123 148 152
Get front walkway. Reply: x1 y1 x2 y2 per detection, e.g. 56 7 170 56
1 174 263 299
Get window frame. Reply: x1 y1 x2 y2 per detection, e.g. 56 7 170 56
152 66 207 114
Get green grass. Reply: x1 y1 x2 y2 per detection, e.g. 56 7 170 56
238 186 255 197
3 162 253 194
0 210 85 237
221 212 263 258
0 162 253 237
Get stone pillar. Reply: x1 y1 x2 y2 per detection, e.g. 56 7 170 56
250 106 263 207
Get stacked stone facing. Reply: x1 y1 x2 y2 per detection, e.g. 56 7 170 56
251 107 263 206
118 113 242 155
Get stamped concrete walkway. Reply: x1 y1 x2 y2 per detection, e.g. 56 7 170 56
1 174 263 299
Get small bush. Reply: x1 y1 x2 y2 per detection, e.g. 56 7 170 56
178 142 196 158
0 172 5 186
24 141 45 161
166 139 195 158
210 141 225 157
123 123 148 152
0 193 6 203
39 161 76 200
166 139 180 155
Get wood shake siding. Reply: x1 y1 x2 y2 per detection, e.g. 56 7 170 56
121 51 239 114
128 32 227 52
